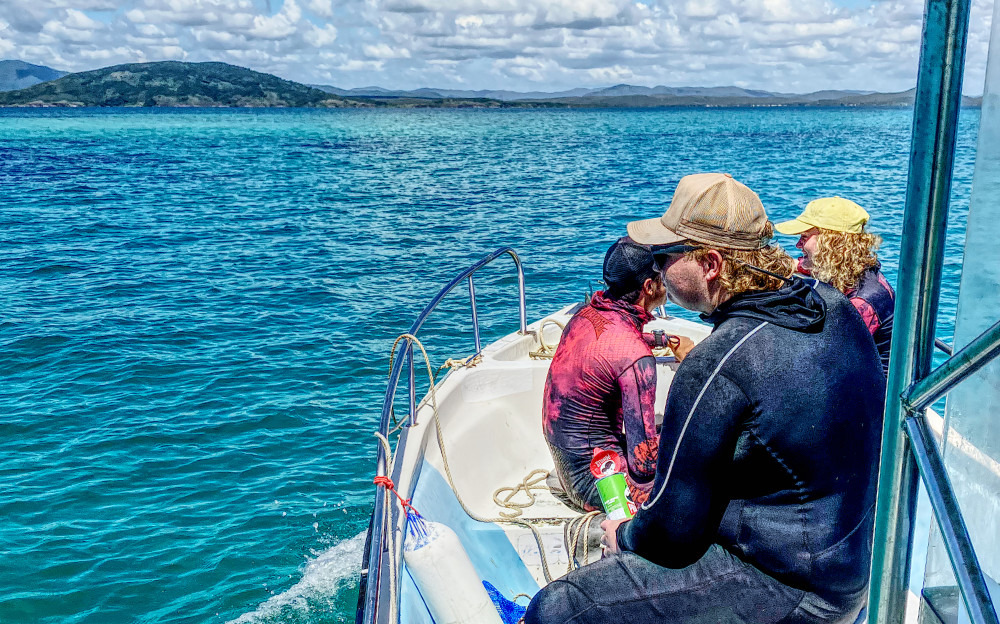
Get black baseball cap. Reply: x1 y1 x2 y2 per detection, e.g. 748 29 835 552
603 236 659 297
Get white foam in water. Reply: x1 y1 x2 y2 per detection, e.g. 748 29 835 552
228 531 367 624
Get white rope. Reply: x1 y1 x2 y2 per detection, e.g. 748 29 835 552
528 318 565 360
383 332 602 584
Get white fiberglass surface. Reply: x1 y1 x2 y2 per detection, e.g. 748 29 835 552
393 306 935 622
411 311 707 521
400 310 710 586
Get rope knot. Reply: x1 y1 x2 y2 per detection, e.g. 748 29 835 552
374 474 420 516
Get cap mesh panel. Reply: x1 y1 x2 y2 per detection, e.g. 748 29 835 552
672 174 768 249
603 239 658 295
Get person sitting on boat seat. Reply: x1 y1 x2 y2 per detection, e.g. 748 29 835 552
542 236 693 512
527 173 886 624
776 197 895 376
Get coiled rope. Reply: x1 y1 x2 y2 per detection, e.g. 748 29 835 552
380 332 600 584
528 318 565 360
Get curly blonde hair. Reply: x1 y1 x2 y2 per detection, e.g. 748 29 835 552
683 225 796 295
810 229 881 293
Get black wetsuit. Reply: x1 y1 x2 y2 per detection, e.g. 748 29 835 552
527 278 886 624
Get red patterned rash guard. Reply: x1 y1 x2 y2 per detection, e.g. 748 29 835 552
542 291 659 511
846 266 895 377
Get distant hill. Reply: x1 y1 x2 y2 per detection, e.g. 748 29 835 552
0 61 362 107
0 60 66 92
528 87 980 108
310 83 787 101
310 81 962 108
586 84 778 98
789 88 979 108
1 62 981 109
310 84 594 100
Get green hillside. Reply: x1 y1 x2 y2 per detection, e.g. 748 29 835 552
0 61 363 107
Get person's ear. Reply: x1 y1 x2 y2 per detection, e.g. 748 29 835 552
642 276 658 296
703 250 724 281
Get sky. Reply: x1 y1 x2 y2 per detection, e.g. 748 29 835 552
0 0 994 94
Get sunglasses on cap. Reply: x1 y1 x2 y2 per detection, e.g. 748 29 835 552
651 244 701 270
652 243 795 284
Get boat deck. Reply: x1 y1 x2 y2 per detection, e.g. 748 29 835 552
387 306 712 617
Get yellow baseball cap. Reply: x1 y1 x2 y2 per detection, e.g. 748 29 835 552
774 197 870 235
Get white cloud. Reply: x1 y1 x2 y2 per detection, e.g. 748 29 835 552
61 0 123 8
363 42 409 58
587 63 634 81
788 41 829 60
307 0 334 18
248 0 301 39
193 28 244 48
455 15 483 28
304 23 337 46
40 13 102 44
133 23 166 36
339 58 385 70
77 45 137 60
64 8 102 29
492 55 555 80
683 0 717 19
148 43 186 57
0 0 992 94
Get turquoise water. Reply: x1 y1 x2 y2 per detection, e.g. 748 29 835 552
0 107 980 624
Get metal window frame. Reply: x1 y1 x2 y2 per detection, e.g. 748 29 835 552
867 0 1000 622
356 247 526 624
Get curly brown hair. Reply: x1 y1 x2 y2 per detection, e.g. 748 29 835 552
810 229 881 293
682 225 796 295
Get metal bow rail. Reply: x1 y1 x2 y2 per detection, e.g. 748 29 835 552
356 247 526 624
868 0 1000 622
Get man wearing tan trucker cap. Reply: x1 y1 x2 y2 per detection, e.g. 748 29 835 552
526 174 886 624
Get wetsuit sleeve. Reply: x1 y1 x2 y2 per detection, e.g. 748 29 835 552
618 355 659 500
617 356 749 568
850 296 881 336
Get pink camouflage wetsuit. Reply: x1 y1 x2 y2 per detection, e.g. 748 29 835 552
542 291 659 511
846 264 895 376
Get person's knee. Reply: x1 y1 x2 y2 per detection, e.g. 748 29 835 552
524 580 589 624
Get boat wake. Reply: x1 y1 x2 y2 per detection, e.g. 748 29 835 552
228 531 367 624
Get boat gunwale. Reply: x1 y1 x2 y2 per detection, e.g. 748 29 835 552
357 247 528 624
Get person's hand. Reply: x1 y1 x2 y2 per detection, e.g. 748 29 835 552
599 517 628 554
671 336 695 362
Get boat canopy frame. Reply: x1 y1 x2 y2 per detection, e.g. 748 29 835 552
868 0 1000 622
356 247 527 624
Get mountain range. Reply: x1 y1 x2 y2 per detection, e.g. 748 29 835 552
0 59 983 108
0 60 67 92
310 83 877 101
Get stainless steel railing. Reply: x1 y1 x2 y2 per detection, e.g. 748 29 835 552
356 247 527 624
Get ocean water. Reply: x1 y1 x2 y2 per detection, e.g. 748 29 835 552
0 107 980 624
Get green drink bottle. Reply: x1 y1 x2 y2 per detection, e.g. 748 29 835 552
590 449 634 520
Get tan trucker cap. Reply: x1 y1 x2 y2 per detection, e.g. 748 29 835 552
627 173 771 250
